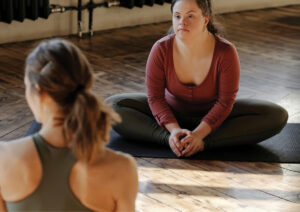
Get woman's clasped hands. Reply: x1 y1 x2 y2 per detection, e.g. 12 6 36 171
168 128 205 157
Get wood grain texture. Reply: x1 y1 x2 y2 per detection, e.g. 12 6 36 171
0 5 300 212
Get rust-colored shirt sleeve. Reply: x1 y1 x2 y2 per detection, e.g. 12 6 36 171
146 41 177 128
202 44 240 131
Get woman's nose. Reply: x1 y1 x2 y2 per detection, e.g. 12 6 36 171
179 17 187 25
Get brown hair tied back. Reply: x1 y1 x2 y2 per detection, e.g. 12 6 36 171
25 39 120 162
74 84 85 95
170 0 219 35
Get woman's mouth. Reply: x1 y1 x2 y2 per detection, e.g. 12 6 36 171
178 28 189 32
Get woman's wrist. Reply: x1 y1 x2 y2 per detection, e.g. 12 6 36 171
165 122 181 133
192 130 206 140
192 121 212 140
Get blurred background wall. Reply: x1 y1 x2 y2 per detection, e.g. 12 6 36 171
0 0 299 44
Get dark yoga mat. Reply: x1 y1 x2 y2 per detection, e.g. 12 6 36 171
107 123 300 163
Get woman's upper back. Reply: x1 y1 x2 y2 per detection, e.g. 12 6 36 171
0 135 138 212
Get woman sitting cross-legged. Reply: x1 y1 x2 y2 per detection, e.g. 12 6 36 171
0 39 138 212
105 0 288 157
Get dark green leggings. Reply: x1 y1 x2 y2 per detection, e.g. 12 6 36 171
105 93 288 149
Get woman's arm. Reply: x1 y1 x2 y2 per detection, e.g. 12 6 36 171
115 156 138 212
202 44 240 132
192 121 212 140
146 41 178 129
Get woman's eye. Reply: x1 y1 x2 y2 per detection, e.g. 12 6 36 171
188 15 193 18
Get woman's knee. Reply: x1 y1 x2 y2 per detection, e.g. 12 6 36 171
111 106 167 144
104 94 150 128
252 100 288 133
233 99 288 132
105 93 131 105
105 93 151 117
105 93 146 106
267 104 288 130
111 107 139 133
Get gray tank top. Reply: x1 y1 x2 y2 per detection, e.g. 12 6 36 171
5 133 92 211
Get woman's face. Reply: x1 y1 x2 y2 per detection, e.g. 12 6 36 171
24 75 42 122
172 0 208 40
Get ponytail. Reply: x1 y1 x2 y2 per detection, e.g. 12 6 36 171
64 90 120 162
206 0 218 34
207 20 218 35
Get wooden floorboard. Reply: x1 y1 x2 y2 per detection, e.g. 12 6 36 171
0 5 300 212
138 158 300 212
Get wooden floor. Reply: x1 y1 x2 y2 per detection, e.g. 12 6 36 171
1 5 300 212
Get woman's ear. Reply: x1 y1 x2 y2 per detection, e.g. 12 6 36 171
204 16 210 27
202 16 210 32
35 84 46 101
35 84 41 92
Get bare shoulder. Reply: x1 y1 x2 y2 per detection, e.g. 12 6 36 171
99 148 138 191
80 148 138 197
70 148 138 211
0 136 34 161
103 148 137 172
102 149 138 209
0 136 36 184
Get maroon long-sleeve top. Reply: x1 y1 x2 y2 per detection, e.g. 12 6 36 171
146 34 240 132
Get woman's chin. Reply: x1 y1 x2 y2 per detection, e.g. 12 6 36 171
176 32 190 40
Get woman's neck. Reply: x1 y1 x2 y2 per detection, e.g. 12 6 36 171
39 117 67 148
175 31 214 58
